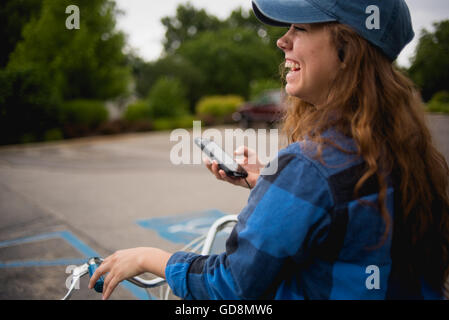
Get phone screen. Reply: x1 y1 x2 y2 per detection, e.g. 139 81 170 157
203 141 239 172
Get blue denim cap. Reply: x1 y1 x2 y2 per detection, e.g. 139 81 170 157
252 0 414 61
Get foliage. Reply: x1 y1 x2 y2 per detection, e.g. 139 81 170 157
60 100 108 128
408 20 449 101
128 6 285 112
249 79 282 100
0 66 62 145
161 2 223 54
44 128 64 141
0 0 43 68
123 100 151 122
177 27 281 99
196 95 244 117
152 115 196 131
427 91 449 114
147 77 189 118
7 0 130 100
130 54 204 113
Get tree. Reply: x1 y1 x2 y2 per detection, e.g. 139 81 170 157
177 27 281 99
7 0 130 100
408 20 449 101
147 77 189 118
224 7 286 47
131 4 286 115
131 55 205 113
161 2 223 54
0 66 62 144
0 0 43 68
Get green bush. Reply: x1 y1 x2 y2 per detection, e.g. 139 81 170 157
60 100 108 129
152 118 175 131
0 66 62 145
44 128 64 141
427 91 449 114
147 77 189 118
174 115 196 129
153 115 197 131
123 100 151 122
249 79 282 101
196 95 244 118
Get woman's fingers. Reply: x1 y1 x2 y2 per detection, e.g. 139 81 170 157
88 262 108 290
102 274 120 300
203 157 223 180
202 155 251 188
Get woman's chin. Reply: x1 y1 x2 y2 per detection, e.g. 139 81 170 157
285 85 303 99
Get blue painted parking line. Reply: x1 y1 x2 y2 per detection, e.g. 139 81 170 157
0 230 153 300
137 209 227 244
0 258 86 268
0 231 63 248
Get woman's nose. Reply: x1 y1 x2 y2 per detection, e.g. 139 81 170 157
277 33 291 51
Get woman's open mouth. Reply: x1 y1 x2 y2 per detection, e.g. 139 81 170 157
285 60 301 72
285 60 301 82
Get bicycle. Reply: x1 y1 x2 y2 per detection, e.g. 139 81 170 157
61 214 238 300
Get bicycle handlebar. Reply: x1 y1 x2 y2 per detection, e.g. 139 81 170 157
88 257 104 293
61 257 167 300
62 214 238 300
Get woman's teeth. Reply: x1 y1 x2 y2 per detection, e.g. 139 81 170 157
285 60 301 71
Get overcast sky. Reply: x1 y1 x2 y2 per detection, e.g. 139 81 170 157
114 0 449 67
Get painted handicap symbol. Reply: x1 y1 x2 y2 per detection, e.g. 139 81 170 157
136 209 232 246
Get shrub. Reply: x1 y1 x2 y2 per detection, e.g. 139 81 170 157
147 77 189 118
123 100 151 122
44 128 64 141
196 95 244 118
427 91 449 114
174 115 196 129
152 115 197 131
0 66 62 145
60 100 108 129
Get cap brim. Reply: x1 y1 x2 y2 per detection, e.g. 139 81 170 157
252 0 337 27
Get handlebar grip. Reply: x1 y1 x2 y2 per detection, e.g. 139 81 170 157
88 259 104 293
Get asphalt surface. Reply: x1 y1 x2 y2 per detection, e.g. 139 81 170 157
0 115 448 300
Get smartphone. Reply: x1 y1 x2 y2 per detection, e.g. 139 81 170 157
195 137 248 178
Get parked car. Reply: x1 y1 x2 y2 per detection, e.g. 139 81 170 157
232 89 287 128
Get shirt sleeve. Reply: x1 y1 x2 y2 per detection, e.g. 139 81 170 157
165 150 334 299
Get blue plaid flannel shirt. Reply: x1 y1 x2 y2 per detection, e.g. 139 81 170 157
165 130 443 300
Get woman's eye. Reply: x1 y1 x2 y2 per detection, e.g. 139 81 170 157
293 26 306 32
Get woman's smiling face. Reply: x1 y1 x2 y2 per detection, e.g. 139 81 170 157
277 23 341 106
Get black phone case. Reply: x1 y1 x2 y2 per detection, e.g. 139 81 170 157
195 138 248 178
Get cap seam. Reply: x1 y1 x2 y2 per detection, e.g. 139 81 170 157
305 0 338 19
380 0 398 44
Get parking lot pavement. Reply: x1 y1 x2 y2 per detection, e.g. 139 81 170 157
0 115 447 300
0 127 264 299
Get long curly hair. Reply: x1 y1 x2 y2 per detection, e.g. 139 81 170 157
280 22 449 295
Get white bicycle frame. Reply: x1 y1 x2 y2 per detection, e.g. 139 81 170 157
62 214 238 300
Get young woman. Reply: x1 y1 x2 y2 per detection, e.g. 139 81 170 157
90 0 449 299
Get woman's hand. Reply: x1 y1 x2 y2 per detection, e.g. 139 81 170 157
204 146 265 189
88 247 171 300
